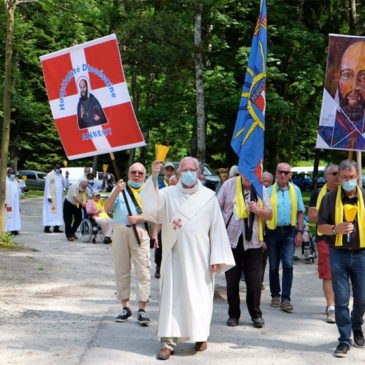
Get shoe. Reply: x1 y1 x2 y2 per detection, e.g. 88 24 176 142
280 300 293 313
353 329 365 347
103 237 112 244
67 237 75 241
10 231 19 235
252 317 265 328
326 308 335 324
53 228 63 233
155 267 160 279
194 341 207 351
157 347 174 360
334 343 350 358
44 227 51 233
72 234 79 240
293 255 300 261
271 296 280 308
137 309 151 326
115 307 132 322
227 317 239 327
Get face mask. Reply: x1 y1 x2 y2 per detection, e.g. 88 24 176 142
54 169 61 174
128 180 142 189
9 174 16 181
342 179 357 192
88 180 94 185
181 171 198 187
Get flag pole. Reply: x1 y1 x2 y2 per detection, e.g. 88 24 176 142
109 152 141 245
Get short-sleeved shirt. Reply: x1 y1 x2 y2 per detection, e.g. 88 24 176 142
111 187 142 225
266 183 304 226
65 183 85 206
309 188 330 243
318 188 365 250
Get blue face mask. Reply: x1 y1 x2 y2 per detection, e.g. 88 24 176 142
88 180 94 185
9 174 16 181
181 171 198 187
128 180 142 189
54 169 61 174
342 179 357 192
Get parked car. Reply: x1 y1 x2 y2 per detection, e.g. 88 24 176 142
291 172 312 191
158 162 220 191
16 170 47 190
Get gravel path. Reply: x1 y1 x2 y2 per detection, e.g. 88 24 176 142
0 197 363 364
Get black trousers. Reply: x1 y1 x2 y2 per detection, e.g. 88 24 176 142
225 235 263 320
63 199 82 238
154 231 162 268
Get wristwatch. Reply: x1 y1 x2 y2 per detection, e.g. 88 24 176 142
331 225 336 235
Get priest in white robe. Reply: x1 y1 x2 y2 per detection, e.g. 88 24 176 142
141 157 235 360
5 168 22 234
43 163 69 233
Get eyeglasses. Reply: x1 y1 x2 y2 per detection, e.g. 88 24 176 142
130 170 144 176
94 195 101 198
276 170 290 175
329 172 338 176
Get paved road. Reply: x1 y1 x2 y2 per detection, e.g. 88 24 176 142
0 197 363 364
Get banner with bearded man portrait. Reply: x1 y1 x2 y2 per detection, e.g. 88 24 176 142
316 34 365 151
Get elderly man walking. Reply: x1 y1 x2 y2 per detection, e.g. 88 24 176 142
5 168 22 235
141 157 234 360
308 164 339 323
318 160 365 358
218 172 272 328
104 163 151 327
266 162 304 313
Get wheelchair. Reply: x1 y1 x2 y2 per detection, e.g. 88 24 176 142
79 216 104 244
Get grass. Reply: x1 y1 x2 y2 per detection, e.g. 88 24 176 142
0 232 19 249
21 190 44 199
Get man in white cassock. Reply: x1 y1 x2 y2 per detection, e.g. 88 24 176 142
43 162 69 233
5 168 22 235
141 157 235 361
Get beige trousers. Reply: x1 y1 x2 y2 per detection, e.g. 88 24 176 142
111 223 151 302
95 217 113 237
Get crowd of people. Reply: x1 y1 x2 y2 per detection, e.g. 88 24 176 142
4 157 365 359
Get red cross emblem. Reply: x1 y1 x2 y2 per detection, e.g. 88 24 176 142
172 218 182 230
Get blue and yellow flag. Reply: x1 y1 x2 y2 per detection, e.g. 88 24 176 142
231 0 267 199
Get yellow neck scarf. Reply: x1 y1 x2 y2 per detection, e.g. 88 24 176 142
94 199 109 219
128 182 143 213
267 182 297 230
163 178 169 187
315 183 328 236
334 185 365 247
235 177 264 241
76 189 87 208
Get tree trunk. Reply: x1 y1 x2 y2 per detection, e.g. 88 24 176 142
349 0 357 33
0 1 17 233
194 1 206 163
312 149 321 190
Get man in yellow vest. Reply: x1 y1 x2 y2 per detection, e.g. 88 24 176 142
266 162 304 313
308 164 339 323
318 159 365 358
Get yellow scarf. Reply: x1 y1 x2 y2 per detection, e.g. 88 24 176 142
128 182 143 213
76 189 87 208
267 182 297 230
163 178 169 187
334 185 365 247
315 183 328 236
235 177 264 241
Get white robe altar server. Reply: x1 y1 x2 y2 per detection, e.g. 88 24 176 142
5 168 22 234
141 157 235 360
43 163 68 233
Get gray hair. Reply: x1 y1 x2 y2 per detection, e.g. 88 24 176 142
178 157 200 172
277 162 292 170
262 171 273 181
339 159 358 173
229 165 238 178
324 164 338 176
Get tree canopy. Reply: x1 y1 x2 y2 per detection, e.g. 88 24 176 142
1 0 364 174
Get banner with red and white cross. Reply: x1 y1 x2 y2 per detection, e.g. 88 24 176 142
40 34 145 160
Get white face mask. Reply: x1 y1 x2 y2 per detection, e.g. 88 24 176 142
88 180 94 185
181 171 198 187
9 174 16 181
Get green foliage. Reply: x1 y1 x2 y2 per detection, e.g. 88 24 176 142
0 232 18 248
1 0 365 174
